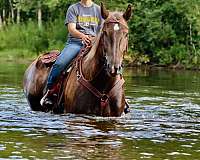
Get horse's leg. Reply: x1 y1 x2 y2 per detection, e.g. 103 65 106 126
109 91 126 117
26 93 44 111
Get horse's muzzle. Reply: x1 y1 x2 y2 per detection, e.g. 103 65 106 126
107 65 123 76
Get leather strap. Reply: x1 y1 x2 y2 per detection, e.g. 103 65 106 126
76 56 125 109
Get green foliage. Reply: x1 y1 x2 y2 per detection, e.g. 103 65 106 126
129 0 200 66
0 0 199 67
0 18 66 57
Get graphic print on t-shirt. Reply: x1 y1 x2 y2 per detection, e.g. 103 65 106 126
77 14 100 27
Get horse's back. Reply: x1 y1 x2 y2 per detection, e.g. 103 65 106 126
23 55 52 111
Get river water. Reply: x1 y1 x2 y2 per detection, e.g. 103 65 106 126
0 63 199 159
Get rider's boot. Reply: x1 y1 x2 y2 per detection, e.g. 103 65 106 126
40 89 57 108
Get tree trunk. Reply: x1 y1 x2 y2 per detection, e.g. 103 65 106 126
3 9 6 25
37 1 42 29
9 0 14 23
11 8 14 23
17 8 20 24
0 15 2 29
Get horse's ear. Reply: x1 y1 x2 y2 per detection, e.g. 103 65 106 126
100 2 109 19
123 4 133 21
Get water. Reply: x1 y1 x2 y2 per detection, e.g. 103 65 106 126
0 63 200 159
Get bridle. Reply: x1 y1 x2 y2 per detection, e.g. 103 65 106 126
103 16 129 33
101 16 129 75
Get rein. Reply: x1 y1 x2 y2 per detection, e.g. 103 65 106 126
75 53 125 110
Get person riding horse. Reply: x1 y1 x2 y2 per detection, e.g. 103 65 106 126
40 0 103 106
24 2 132 116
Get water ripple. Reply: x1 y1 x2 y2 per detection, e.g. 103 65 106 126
1 67 200 159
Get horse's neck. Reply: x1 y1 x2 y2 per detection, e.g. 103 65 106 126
82 39 112 78
82 41 119 90
82 43 104 81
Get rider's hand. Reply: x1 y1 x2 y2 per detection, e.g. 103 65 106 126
81 34 91 46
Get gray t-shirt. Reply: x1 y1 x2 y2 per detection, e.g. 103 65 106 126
65 2 103 43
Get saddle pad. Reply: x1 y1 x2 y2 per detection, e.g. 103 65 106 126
40 50 60 64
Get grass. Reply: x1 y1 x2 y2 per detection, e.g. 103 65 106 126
0 18 67 61
0 49 36 63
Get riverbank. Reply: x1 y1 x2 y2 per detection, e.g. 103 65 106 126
0 49 38 64
1 49 200 71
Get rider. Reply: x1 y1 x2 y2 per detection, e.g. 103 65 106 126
40 0 103 106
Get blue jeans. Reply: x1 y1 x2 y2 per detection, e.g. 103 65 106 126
47 40 83 89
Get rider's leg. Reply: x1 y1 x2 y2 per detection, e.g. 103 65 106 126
40 41 83 106
47 42 83 89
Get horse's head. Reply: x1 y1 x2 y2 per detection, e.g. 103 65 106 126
100 3 132 76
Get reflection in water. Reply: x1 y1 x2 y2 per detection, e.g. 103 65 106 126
0 63 200 159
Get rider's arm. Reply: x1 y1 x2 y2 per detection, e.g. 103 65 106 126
68 23 91 45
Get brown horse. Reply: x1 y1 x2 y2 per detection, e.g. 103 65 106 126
23 3 132 117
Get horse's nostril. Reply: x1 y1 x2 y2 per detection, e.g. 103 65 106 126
106 64 122 75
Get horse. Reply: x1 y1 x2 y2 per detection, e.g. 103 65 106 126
23 3 132 117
